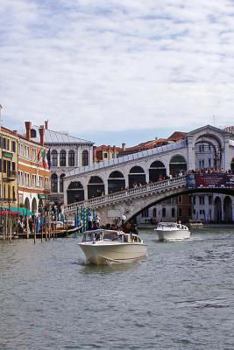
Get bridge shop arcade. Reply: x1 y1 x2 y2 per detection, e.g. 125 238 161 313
64 125 234 225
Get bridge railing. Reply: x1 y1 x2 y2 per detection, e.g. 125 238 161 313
65 175 187 213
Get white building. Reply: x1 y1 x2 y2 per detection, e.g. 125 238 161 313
31 121 94 204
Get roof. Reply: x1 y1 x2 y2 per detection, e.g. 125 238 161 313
31 126 94 145
118 138 170 156
167 131 187 141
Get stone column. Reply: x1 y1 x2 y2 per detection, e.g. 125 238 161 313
187 136 196 171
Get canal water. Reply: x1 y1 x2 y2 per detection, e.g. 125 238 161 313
1 228 234 349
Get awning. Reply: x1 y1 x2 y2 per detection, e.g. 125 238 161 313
0 207 33 216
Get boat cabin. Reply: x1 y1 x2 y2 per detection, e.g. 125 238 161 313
81 229 142 243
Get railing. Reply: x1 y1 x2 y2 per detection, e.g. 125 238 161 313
2 171 17 182
65 175 187 213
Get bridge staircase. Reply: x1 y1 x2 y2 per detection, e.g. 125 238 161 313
65 175 187 216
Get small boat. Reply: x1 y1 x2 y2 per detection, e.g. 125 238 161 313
79 229 147 265
154 222 190 241
188 220 204 229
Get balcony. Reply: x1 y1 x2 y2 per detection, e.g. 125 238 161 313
2 171 17 182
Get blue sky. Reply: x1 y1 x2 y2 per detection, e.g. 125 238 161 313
1 0 234 146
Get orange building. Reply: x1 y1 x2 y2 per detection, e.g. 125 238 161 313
17 122 50 214
93 144 122 162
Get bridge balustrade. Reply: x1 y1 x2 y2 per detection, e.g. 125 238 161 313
65 175 187 213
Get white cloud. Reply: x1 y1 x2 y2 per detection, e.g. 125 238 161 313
0 0 234 138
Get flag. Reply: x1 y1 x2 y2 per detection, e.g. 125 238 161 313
47 149 51 169
38 148 48 169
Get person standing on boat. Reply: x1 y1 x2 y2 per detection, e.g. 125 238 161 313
87 211 93 230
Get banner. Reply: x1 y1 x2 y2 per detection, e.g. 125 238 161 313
186 173 234 189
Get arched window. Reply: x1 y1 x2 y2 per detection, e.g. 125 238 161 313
82 150 89 166
51 173 58 193
60 174 65 193
60 150 66 167
68 150 75 167
231 158 234 172
67 181 84 204
51 150 58 167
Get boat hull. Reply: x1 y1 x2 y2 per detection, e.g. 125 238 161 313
155 229 190 242
79 242 147 265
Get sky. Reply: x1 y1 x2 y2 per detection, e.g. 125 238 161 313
1 0 234 146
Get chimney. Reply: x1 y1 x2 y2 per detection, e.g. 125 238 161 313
44 120 48 129
122 142 126 151
39 125 45 146
25 121 32 140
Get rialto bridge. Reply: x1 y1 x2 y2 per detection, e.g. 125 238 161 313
64 125 234 224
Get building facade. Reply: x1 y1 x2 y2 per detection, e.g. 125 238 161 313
29 121 94 204
0 127 18 209
17 122 50 214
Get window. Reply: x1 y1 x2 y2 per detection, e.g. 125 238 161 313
51 150 58 166
60 150 66 166
171 208 175 217
103 152 108 159
199 196 205 205
12 141 16 152
60 174 65 193
51 174 58 193
141 208 149 217
162 208 166 217
208 196 212 205
82 150 89 166
68 150 75 167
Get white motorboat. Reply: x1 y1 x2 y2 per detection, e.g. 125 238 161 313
79 229 147 265
154 222 191 241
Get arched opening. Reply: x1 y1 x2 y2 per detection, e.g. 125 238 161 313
214 197 222 223
60 150 66 167
24 197 30 210
169 155 187 177
38 199 43 213
51 150 58 167
67 181 84 204
223 196 232 223
60 174 66 193
108 171 125 194
231 158 234 172
51 173 58 193
68 150 75 167
149 160 166 182
128 166 146 189
88 176 104 199
194 134 222 170
32 198 37 214
82 150 89 166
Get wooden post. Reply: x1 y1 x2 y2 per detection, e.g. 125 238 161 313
33 216 36 244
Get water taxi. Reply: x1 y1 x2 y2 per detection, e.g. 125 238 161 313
79 229 147 265
154 222 191 241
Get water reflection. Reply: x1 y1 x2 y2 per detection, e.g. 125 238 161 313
80 260 143 274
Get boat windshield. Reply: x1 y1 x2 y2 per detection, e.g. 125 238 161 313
81 230 120 242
